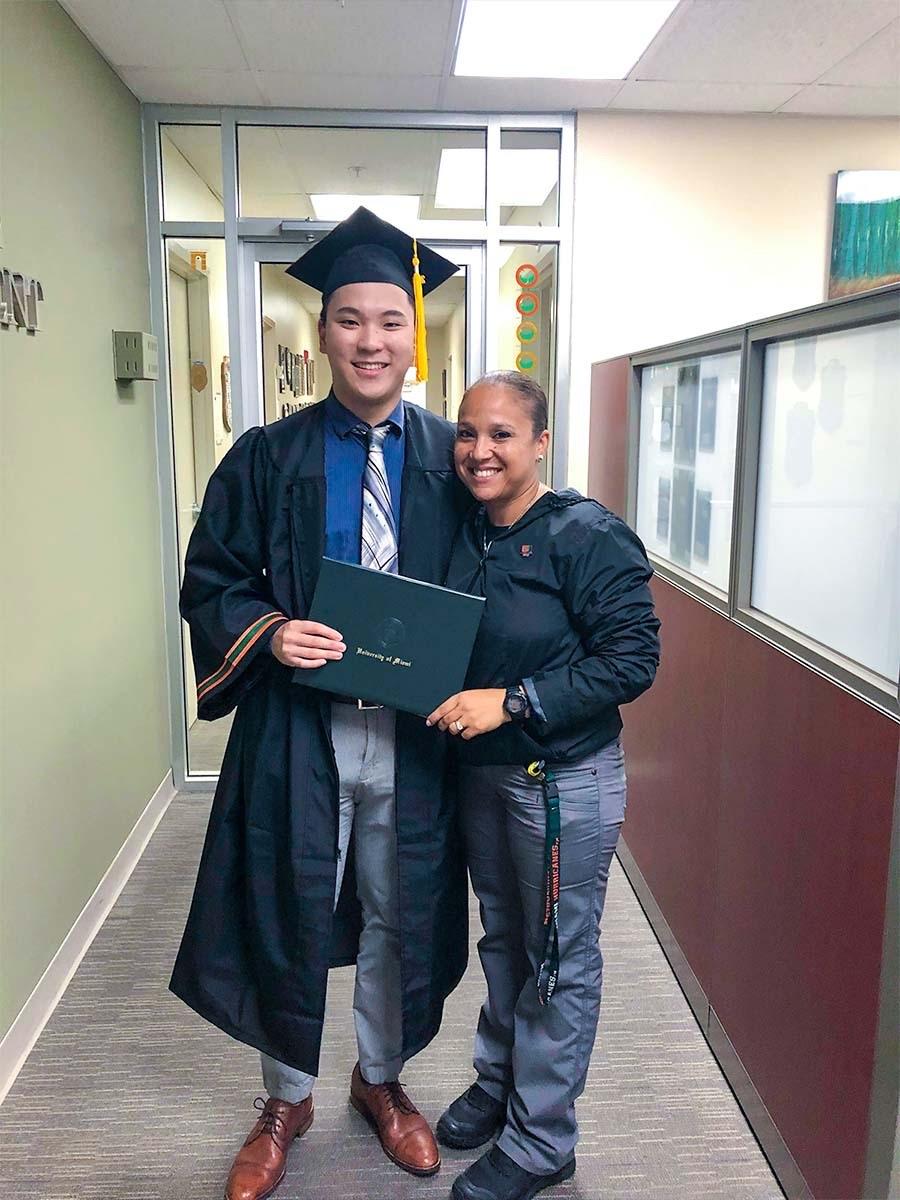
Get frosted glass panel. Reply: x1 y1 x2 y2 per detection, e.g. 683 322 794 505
636 351 740 592
752 321 900 682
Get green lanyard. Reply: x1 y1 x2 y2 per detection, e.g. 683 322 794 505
527 759 560 1006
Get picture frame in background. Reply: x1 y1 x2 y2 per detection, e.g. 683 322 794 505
828 170 900 298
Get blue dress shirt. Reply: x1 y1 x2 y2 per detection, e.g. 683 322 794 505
323 392 405 564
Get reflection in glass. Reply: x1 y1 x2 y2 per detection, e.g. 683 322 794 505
656 477 671 540
752 321 900 682
673 364 699 467
498 245 557 472
699 377 718 452
660 385 674 451
418 270 467 420
161 126 223 222
500 130 560 227
165 238 233 773
636 350 740 591
693 491 712 562
239 126 486 221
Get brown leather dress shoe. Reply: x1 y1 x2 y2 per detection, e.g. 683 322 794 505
349 1063 441 1176
224 1096 314 1200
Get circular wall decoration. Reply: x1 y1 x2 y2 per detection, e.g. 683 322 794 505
516 351 536 372
515 291 540 317
515 263 539 288
190 361 208 392
516 320 538 344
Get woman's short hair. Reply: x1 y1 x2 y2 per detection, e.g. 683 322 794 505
463 370 549 437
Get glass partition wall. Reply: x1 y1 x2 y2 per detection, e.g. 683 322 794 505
628 286 900 717
143 110 574 785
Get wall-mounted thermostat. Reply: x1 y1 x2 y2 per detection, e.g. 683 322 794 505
113 331 159 381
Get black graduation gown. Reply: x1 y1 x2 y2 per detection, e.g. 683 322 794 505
170 400 472 1076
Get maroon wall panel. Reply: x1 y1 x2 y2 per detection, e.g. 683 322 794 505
621 587 732 994
714 630 898 1200
622 579 898 1200
588 358 629 514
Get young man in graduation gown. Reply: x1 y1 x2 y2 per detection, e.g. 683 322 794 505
170 209 471 1200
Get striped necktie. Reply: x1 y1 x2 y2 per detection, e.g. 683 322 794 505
357 423 398 574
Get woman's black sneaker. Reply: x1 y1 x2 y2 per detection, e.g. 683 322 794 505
451 1146 576 1200
436 1083 506 1149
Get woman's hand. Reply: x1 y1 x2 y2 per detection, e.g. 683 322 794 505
271 620 346 668
426 689 510 739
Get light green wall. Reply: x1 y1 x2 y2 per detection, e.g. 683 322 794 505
0 1 171 1036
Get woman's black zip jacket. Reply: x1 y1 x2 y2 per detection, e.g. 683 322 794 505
444 488 661 766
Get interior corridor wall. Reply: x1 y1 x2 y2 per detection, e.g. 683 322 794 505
569 111 900 492
0 1 170 1039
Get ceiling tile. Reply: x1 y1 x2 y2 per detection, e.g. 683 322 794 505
611 80 800 113
634 0 900 85
60 0 248 69
256 71 441 109
778 84 900 117
819 20 900 86
227 0 453 76
118 67 266 106
441 76 622 112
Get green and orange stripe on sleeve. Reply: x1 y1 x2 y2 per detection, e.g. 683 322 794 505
196 612 287 704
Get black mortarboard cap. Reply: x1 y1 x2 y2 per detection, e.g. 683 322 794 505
285 207 458 382
285 206 458 299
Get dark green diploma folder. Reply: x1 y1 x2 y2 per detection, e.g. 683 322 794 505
296 558 485 716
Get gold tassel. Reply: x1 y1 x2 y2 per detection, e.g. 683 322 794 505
412 239 428 384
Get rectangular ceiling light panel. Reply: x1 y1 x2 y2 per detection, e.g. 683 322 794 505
310 194 422 224
454 0 679 79
435 148 558 209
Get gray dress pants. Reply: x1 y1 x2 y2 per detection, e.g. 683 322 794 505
261 704 403 1102
459 739 626 1174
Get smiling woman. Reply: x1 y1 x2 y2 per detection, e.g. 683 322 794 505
454 372 549 526
433 370 660 1200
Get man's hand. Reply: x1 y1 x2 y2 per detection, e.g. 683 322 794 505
271 620 346 669
425 689 510 740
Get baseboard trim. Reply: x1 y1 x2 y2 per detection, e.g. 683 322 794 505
616 835 812 1200
0 770 177 1104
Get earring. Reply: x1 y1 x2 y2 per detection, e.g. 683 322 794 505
538 455 544 461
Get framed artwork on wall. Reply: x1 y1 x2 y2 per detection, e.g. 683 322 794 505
828 170 900 298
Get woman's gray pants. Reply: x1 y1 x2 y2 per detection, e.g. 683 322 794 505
459 739 626 1175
